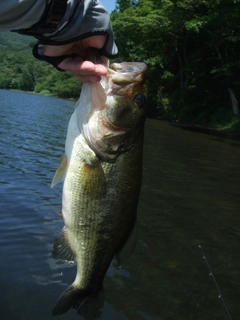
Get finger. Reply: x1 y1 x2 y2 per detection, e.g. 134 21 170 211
42 44 73 56
81 36 106 50
43 36 107 58
58 58 108 76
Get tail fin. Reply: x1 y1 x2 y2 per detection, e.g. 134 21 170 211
52 284 104 319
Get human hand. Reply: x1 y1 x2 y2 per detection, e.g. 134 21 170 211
42 35 109 83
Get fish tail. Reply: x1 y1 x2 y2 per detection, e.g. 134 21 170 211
77 286 104 319
52 284 104 319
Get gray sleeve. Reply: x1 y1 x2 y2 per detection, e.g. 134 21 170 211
0 0 45 31
44 0 118 57
0 0 118 58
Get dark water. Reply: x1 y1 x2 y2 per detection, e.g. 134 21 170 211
0 89 239 320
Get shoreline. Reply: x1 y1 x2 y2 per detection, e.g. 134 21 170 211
156 117 240 141
7 89 77 101
2 88 239 136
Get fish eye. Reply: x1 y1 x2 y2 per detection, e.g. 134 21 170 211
134 94 145 108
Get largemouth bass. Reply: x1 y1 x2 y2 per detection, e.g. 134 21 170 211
51 60 147 319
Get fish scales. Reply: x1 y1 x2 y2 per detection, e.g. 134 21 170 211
51 60 147 319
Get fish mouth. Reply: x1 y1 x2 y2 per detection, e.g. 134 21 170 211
105 62 147 98
110 62 147 74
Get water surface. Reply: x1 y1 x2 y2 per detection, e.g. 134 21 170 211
0 89 239 320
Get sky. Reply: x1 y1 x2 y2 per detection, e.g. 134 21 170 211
100 0 116 13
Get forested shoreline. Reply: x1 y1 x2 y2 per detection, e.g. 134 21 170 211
0 0 240 130
0 32 81 99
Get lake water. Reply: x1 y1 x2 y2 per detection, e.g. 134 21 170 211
0 89 239 320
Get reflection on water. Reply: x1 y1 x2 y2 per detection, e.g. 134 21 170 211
0 90 239 320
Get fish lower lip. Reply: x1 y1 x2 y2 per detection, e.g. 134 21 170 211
102 119 126 134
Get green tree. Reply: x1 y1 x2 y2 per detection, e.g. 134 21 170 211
0 32 81 99
115 0 137 12
112 0 173 115
111 0 240 126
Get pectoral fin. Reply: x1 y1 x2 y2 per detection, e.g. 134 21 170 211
80 160 106 198
116 223 138 267
51 154 68 188
52 228 75 263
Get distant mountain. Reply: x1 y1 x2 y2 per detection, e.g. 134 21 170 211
0 31 80 99
0 31 35 50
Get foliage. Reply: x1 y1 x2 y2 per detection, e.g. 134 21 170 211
111 0 240 128
115 0 138 11
0 32 80 99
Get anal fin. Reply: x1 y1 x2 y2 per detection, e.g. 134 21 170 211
52 228 75 263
